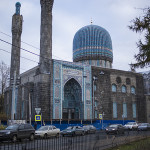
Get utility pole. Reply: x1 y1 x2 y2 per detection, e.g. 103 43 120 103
29 92 31 125
93 76 97 119
11 71 16 120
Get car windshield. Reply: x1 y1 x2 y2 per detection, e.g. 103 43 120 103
38 126 49 131
83 126 89 129
109 125 118 128
126 122 135 125
6 124 19 130
140 123 148 126
66 126 74 130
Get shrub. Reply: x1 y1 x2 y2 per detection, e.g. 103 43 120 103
0 124 6 130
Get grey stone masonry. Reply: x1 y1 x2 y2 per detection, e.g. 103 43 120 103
10 13 23 80
92 66 146 122
40 0 54 73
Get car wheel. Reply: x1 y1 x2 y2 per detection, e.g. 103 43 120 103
12 135 17 143
44 134 47 139
56 133 59 138
72 133 75 137
82 132 84 136
29 134 34 141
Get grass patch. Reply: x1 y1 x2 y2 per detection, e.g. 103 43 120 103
107 137 150 150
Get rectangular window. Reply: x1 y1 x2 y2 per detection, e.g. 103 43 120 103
132 103 136 118
94 85 96 91
123 103 127 118
22 101 24 119
95 101 97 107
95 110 97 118
113 102 117 118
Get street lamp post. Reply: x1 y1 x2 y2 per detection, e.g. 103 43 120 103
93 76 97 119
102 112 105 129
122 114 124 125
23 84 33 125
11 71 20 121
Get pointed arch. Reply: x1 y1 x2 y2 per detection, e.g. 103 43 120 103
63 78 82 119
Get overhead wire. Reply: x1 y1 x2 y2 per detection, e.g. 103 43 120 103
0 37 100 75
0 48 39 64
0 48 37 72
0 31 71 61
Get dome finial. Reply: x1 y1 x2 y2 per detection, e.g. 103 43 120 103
15 2 21 15
91 18 93 25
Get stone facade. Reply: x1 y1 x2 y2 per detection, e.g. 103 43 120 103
92 66 146 122
4 1 147 124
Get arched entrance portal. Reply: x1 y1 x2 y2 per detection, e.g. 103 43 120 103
63 78 82 120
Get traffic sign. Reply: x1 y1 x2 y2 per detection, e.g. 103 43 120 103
35 115 41 121
35 108 41 115
99 114 102 119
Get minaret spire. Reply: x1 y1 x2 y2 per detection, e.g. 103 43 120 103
40 0 54 73
10 2 23 81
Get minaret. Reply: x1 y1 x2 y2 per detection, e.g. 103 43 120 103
40 0 54 73
10 2 23 80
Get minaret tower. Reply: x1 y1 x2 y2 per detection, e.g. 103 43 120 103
40 0 54 73
10 2 23 80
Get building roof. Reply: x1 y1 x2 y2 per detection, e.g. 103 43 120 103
73 25 113 62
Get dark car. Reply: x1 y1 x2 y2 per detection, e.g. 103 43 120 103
83 125 96 134
0 123 35 142
105 124 124 135
138 123 150 131
61 126 85 137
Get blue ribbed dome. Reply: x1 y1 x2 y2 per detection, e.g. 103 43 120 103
73 25 113 64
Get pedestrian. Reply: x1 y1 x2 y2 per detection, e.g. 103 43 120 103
34 121 37 130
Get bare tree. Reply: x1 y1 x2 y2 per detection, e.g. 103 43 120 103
0 61 10 95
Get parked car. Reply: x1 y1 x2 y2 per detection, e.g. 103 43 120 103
61 126 85 137
105 124 124 135
138 123 150 131
35 125 60 138
124 122 138 130
0 123 35 142
83 125 96 134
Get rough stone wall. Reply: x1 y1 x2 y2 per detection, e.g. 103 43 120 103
110 70 137 120
33 62 53 121
39 0 54 73
136 74 146 122
145 95 150 123
10 14 23 80
92 66 146 122
143 72 150 94
92 67 112 120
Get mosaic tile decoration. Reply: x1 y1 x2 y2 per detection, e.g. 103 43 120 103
73 25 113 63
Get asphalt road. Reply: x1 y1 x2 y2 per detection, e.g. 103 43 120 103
0 130 150 150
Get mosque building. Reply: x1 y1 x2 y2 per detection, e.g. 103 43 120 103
4 0 147 124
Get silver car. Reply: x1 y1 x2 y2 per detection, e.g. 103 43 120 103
35 125 60 138
61 126 85 137
124 122 138 130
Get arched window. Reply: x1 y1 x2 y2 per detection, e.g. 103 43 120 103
112 84 117 92
122 85 127 93
131 86 135 94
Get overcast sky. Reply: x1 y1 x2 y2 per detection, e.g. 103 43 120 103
0 0 149 73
